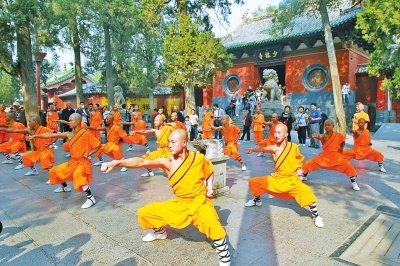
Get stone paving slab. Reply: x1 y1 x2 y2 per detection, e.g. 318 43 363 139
0 125 399 265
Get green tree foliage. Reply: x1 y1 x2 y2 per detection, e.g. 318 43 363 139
356 0 400 99
251 5 278 17
0 71 21 105
273 0 347 135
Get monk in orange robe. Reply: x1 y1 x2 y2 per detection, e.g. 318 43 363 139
343 118 386 172
202 105 213 139
0 113 27 169
252 107 265 144
46 104 59 133
352 102 369 130
111 105 122 125
101 129 231 266
2 116 56 177
157 108 167 124
89 115 134 172
302 120 360 191
132 115 174 177
28 113 101 209
131 104 142 122
90 104 103 140
257 113 282 157
0 104 8 143
243 124 324 228
166 112 187 131
122 112 150 153
212 115 246 171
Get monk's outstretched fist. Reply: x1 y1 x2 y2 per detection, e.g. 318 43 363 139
101 162 116 173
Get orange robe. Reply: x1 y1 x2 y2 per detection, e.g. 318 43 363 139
0 111 7 143
343 129 384 162
113 111 122 125
0 122 27 153
259 122 282 147
138 151 226 240
90 111 102 140
202 112 213 139
49 129 101 191
95 125 132 160
172 121 187 131
253 114 265 142
127 120 148 145
303 132 357 176
352 110 369 130
142 126 173 160
222 124 241 160
248 142 317 207
22 126 55 170
46 112 59 133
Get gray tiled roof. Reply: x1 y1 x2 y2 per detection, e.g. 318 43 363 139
222 1 360 49
58 83 105 98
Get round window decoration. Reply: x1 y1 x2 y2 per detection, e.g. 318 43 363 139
223 74 241 96
302 64 329 91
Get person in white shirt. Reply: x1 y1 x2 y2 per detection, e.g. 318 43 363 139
212 104 225 139
341 82 351 105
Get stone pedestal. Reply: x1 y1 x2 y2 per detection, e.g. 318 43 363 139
192 139 230 197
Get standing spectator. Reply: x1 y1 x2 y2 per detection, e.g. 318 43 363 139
280 85 287 106
252 107 265 144
61 102 75 142
225 103 232 117
230 98 236 116
152 108 159 122
120 103 131 134
184 116 192 140
10 102 26 126
249 99 255 116
279 105 295 142
242 94 247 110
212 104 225 139
102 106 110 126
317 108 328 134
76 101 90 126
294 106 308 146
341 82 350 105
240 109 252 141
235 96 241 117
305 108 311 139
308 103 321 148
189 109 199 140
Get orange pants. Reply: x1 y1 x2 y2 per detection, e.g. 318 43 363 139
248 176 317 208
0 132 6 143
138 199 226 240
303 158 357 177
95 142 124 160
254 131 263 142
0 140 26 154
22 149 54 170
202 130 213 139
49 158 92 191
342 148 384 162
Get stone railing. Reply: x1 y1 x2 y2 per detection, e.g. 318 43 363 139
192 139 230 197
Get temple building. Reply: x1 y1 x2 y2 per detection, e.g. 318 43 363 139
211 1 398 125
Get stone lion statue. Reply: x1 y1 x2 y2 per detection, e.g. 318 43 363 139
262 69 280 101
114 85 126 106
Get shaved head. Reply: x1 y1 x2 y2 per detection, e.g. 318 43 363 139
276 123 288 133
169 129 188 142
70 113 82 122
272 113 278 118
6 113 15 120
106 115 114 120
358 118 366 123
324 119 334 125
30 116 40 123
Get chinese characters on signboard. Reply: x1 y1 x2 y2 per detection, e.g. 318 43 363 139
255 46 282 63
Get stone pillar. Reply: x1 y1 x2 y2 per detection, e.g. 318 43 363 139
192 139 230 197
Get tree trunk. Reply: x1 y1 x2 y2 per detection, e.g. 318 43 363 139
16 21 39 122
148 90 154 128
319 0 346 136
184 79 195 115
72 17 84 105
104 23 115 107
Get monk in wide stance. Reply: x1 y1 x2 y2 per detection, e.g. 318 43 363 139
132 115 174 177
244 124 324 228
101 129 231 266
28 114 101 209
90 115 134 172
1 116 56 176
122 111 151 153
343 118 386 173
301 120 360 191
256 113 282 157
211 115 246 171
0 113 27 169
90 104 103 140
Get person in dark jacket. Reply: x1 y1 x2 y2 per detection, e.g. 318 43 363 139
240 109 252 141
279 105 295 142
61 102 75 143
318 108 328 134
